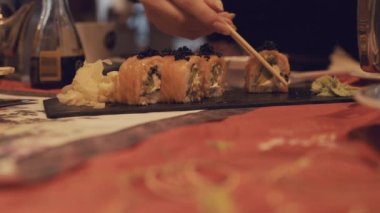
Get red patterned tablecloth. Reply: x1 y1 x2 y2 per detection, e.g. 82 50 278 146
0 79 60 95
0 100 380 213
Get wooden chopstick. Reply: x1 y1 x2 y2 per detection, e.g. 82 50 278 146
225 24 288 86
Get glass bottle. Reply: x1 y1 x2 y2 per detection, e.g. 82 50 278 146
30 0 85 89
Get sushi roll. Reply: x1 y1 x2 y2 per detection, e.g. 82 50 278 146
198 44 227 98
245 43 290 93
117 49 164 105
160 47 204 103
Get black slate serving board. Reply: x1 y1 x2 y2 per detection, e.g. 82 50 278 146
44 85 354 119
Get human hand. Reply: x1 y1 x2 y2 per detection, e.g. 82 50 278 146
140 0 235 39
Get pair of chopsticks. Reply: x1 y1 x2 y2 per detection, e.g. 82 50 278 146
225 25 288 86
0 99 36 108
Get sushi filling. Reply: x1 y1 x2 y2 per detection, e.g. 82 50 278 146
142 65 161 103
211 64 222 85
256 56 279 87
208 64 223 96
187 64 202 101
249 54 289 92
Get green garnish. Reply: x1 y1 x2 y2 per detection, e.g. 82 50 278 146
311 75 358 97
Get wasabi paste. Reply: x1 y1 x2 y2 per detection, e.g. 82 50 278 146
311 75 358 97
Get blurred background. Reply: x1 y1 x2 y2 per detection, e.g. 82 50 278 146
0 0 359 82
0 0 208 81
63 0 204 53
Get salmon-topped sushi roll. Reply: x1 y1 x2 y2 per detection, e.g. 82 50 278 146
245 43 290 93
198 44 227 98
160 47 204 103
117 49 164 105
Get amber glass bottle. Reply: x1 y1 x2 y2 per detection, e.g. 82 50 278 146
30 0 84 89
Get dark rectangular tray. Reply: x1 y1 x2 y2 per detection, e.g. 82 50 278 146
44 86 353 119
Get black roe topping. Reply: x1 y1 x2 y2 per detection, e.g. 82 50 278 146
257 40 278 51
198 43 222 57
174 46 194 61
160 48 174 57
137 48 160 59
